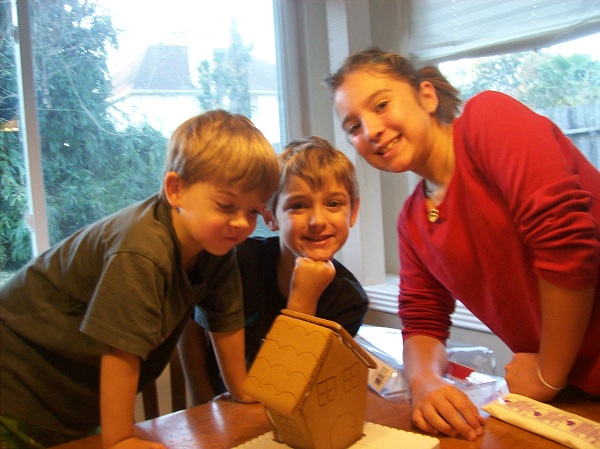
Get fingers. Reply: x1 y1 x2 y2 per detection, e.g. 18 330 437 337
293 257 336 286
412 387 485 441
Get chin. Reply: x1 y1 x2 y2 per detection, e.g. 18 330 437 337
306 252 335 262
206 245 235 256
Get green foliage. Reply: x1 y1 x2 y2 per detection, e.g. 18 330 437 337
0 131 32 270
454 50 600 109
197 19 253 117
0 0 167 270
0 0 32 270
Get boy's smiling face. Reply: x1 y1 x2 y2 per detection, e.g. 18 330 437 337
272 175 358 262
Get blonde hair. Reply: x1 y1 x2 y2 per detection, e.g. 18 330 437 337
268 136 359 213
160 110 279 202
325 48 462 124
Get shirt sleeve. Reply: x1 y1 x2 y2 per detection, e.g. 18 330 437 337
460 91 600 289
398 217 456 343
81 252 167 359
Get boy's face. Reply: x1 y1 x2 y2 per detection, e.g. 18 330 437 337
272 175 358 262
169 177 265 259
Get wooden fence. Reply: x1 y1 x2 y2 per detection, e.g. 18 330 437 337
538 102 600 168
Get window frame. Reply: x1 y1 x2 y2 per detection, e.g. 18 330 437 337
12 0 49 256
12 0 599 334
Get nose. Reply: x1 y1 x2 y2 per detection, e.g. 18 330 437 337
230 211 255 232
363 115 383 143
308 206 327 228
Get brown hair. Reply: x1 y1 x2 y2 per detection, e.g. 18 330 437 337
325 48 462 124
160 110 280 202
268 136 359 213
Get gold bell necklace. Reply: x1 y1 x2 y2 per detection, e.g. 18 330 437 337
424 143 451 223
424 180 443 223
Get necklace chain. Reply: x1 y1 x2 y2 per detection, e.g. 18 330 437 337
424 143 452 223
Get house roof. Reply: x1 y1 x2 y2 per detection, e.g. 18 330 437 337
111 45 196 97
243 310 376 415
111 44 277 98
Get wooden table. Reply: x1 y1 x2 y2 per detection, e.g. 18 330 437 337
53 387 599 449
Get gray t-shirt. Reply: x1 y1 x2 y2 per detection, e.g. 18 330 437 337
0 195 244 437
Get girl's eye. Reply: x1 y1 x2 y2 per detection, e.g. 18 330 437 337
347 123 361 136
249 208 262 216
375 100 388 112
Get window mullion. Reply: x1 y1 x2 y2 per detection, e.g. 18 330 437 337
13 0 49 255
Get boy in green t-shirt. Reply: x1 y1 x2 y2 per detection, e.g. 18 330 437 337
0 110 279 449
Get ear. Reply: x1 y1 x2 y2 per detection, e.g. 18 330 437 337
163 171 185 209
263 207 279 231
349 198 360 228
418 81 439 115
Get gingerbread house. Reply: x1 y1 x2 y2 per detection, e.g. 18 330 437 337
242 309 377 449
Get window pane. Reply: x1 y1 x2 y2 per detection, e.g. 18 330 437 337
440 32 600 167
1 0 282 282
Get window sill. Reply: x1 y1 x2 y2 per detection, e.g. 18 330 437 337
364 276 492 334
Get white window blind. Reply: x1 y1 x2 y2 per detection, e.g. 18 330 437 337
406 0 600 64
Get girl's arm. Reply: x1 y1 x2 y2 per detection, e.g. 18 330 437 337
506 278 595 400
100 346 166 449
209 328 256 403
403 335 485 442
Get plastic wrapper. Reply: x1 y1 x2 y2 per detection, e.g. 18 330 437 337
355 325 507 406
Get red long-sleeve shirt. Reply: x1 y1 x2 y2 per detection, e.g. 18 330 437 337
398 91 600 395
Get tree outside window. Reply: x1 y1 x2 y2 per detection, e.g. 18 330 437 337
0 0 281 283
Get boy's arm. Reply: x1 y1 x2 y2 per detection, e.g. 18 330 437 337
209 328 256 403
100 346 166 449
178 318 218 406
286 257 336 315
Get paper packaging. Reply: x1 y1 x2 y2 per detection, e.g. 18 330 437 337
483 393 600 449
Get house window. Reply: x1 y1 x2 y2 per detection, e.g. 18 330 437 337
316 376 337 406
0 0 285 283
342 363 361 392
274 415 302 438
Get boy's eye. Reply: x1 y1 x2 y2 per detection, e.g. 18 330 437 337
216 202 234 211
249 208 262 216
284 202 307 212
327 200 342 208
